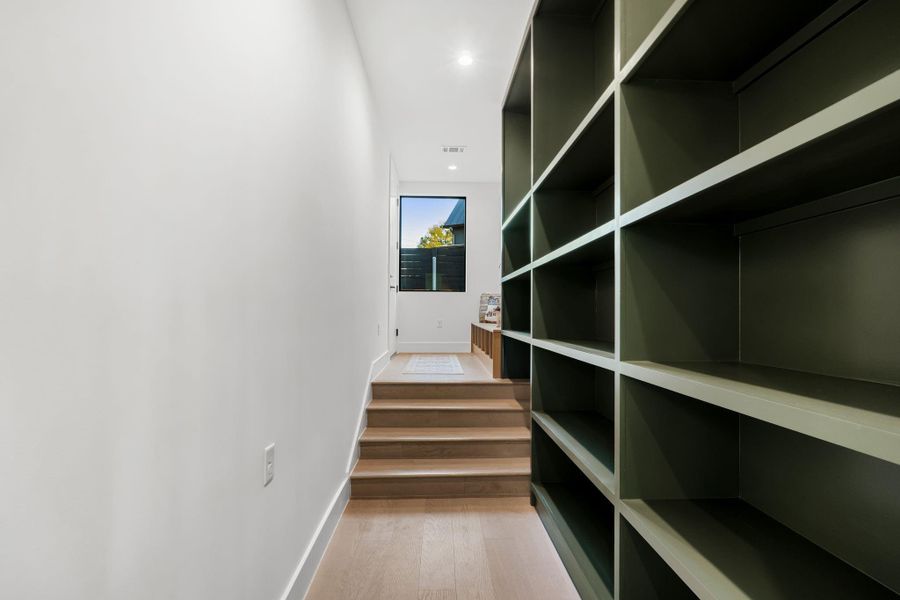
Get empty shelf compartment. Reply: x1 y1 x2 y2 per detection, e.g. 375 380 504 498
620 376 900 597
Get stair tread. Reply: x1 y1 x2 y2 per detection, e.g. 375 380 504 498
352 457 531 479
368 398 526 411
361 426 530 443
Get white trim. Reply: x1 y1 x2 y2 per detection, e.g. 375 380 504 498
345 350 391 473
279 348 390 600
396 341 471 354
279 478 351 600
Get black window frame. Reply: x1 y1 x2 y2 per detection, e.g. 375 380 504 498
398 195 467 293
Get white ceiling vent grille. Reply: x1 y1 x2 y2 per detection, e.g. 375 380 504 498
442 145 467 154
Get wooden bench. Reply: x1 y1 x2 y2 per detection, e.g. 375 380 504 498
471 322 501 378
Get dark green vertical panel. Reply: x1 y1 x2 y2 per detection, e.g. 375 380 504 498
533 187 613 259
620 222 738 362
620 80 738 212
620 519 698 600
619 0 675 65
592 0 615 96
620 378 739 500
741 198 900 385
533 263 614 344
502 275 531 333
533 14 598 176
533 347 613 416
739 0 900 147
503 111 532 217
502 199 531 274
502 336 531 380
740 418 900 593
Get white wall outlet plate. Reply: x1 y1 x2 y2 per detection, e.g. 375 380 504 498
264 443 275 487
437 319 443 328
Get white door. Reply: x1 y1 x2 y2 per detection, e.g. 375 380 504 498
387 157 400 355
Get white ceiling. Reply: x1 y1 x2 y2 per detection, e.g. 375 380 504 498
346 0 534 183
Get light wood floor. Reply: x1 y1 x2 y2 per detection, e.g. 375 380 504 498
306 497 580 600
375 353 501 383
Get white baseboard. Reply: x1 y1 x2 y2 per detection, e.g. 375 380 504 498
397 341 470 353
346 349 390 473
280 477 350 600
278 348 390 600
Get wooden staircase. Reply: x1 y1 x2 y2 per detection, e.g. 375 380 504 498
351 380 531 498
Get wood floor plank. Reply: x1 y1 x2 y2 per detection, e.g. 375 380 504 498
377 500 425 600
419 590 457 600
308 498 578 600
517 515 581 600
484 538 535 600
305 509 363 600
418 499 458 592
451 503 496 600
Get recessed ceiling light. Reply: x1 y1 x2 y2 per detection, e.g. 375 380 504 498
457 53 474 67
448 165 458 171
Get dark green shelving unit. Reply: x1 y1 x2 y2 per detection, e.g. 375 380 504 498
500 0 900 597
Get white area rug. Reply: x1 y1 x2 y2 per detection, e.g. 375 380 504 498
402 354 464 375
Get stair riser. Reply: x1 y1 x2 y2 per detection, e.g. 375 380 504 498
372 383 529 400
360 440 530 459
366 409 529 428
351 475 530 498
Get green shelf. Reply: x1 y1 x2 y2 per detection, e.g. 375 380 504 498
533 411 614 499
620 360 900 466
622 498 898 600
532 338 615 370
532 483 614 600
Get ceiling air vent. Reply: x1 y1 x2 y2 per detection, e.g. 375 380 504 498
442 145 467 154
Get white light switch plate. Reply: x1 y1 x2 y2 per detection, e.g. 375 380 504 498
264 443 275 487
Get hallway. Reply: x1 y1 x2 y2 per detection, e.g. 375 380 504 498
306 497 579 600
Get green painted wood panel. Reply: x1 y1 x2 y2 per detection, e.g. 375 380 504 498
502 199 531 275
620 377 739 500
741 418 900 594
741 197 900 385
620 0 675 66
533 262 614 345
503 111 531 217
620 81 738 212
533 188 612 259
632 0 833 81
621 222 738 362
620 518 698 600
502 335 531 380
739 0 900 147
501 274 531 333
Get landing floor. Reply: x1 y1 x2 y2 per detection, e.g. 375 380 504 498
375 352 505 384
306 497 579 600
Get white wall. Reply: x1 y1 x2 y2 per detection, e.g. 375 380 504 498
0 2 389 599
397 182 501 353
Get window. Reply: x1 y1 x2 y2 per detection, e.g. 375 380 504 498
399 196 466 292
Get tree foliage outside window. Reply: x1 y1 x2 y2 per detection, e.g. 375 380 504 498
418 225 454 248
